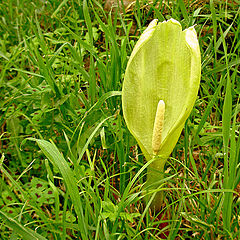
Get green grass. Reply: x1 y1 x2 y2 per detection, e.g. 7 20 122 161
0 0 239 239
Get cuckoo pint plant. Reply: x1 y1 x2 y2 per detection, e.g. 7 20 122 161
122 18 201 209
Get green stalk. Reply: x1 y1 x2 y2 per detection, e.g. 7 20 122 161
145 156 166 210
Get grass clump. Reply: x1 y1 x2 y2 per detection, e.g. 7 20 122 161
0 0 239 239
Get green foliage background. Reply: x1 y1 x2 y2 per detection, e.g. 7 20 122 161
0 0 239 239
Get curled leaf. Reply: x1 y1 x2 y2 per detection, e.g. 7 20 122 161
122 19 201 162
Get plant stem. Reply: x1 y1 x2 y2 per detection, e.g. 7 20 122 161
145 156 167 211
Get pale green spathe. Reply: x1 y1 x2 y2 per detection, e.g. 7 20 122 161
122 19 201 162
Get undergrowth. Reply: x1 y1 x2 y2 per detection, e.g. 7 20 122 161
0 0 239 239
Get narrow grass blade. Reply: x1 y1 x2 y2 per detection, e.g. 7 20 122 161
51 0 69 18
0 211 47 240
210 0 217 59
31 139 89 240
178 0 189 24
220 24 233 232
83 0 96 104
77 116 113 164
86 91 121 113
194 75 224 138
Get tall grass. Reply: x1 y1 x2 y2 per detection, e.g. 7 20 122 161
0 0 239 239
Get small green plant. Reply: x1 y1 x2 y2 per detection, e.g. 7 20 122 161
122 18 201 210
